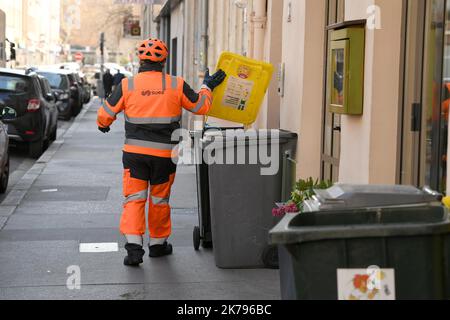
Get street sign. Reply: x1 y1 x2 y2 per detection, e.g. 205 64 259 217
131 26 141 37
124 17 141 37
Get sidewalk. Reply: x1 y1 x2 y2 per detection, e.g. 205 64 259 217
0 98 280 300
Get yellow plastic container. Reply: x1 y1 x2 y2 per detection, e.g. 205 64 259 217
443 197 450 209
208 52 274 125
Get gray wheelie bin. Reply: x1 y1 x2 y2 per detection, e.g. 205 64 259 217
191 127 245 251
270 184 450 300
191 129 214 250
204 129 298 269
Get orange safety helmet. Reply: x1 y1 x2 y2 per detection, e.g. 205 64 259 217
137 38 169 63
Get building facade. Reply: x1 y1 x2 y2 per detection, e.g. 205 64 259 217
0 0 62 67
0 9 5 67
146 0 450 195
60 0 145 65
276 0 450 195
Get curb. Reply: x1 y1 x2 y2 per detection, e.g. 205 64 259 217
0 99 96 230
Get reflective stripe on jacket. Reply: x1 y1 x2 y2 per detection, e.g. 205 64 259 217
97 64 213 158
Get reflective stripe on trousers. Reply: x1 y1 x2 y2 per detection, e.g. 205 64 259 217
120 176 175 239
124 189 148 205
152 196 170 206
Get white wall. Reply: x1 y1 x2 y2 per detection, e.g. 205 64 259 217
0 0 23 44
254 0 283 130
207 0 249 71
206 0 251 128
339 0 403 184
339 0 373 184
182 0 195 85
279 0 326 180
0 0 62 66
171 2 184 76
280 1 305 135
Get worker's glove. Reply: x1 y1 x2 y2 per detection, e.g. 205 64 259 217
203 69 227 91
98 126 110 134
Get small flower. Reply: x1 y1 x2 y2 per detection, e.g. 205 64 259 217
285 203 299 213
273 202 299 217
272 208 279 217
272 207 286 217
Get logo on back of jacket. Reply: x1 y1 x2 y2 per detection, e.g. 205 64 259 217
141 90 164 96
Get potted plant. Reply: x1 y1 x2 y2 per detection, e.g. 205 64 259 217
273 178 333 217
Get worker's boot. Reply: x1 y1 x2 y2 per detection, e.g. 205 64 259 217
149 241 173 258
124 243 145 267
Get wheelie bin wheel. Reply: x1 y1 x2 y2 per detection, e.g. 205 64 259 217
262 245 280 269
193 226 201 251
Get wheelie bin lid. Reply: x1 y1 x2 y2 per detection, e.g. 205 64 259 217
270 185 448 245
305 184 441 211
269 205 450 245
201 129 297 144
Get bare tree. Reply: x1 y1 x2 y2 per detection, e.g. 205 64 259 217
101 5 134 44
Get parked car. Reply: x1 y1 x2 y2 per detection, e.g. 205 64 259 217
0 101 11 194
0 68 58 158
74 73 90 104
36 75 59 143
37 69 73 121
67 72 83 117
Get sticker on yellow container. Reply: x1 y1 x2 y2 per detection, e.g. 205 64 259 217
222 76 254 111
208 52 274 125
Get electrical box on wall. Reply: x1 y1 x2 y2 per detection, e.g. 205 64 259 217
328 21 366 115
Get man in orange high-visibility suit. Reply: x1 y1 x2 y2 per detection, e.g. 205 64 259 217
97 38 226 266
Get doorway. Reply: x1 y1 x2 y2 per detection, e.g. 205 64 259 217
401 0 450 193
322 0 345 182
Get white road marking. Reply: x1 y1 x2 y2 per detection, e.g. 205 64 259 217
41 189 58 193
79 243 119 253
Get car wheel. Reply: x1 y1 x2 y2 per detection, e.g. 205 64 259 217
29 139 44 159
262 245 280 270
0 156 9 194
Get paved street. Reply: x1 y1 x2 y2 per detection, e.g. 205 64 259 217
0 121 73 204
0 98 280 300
